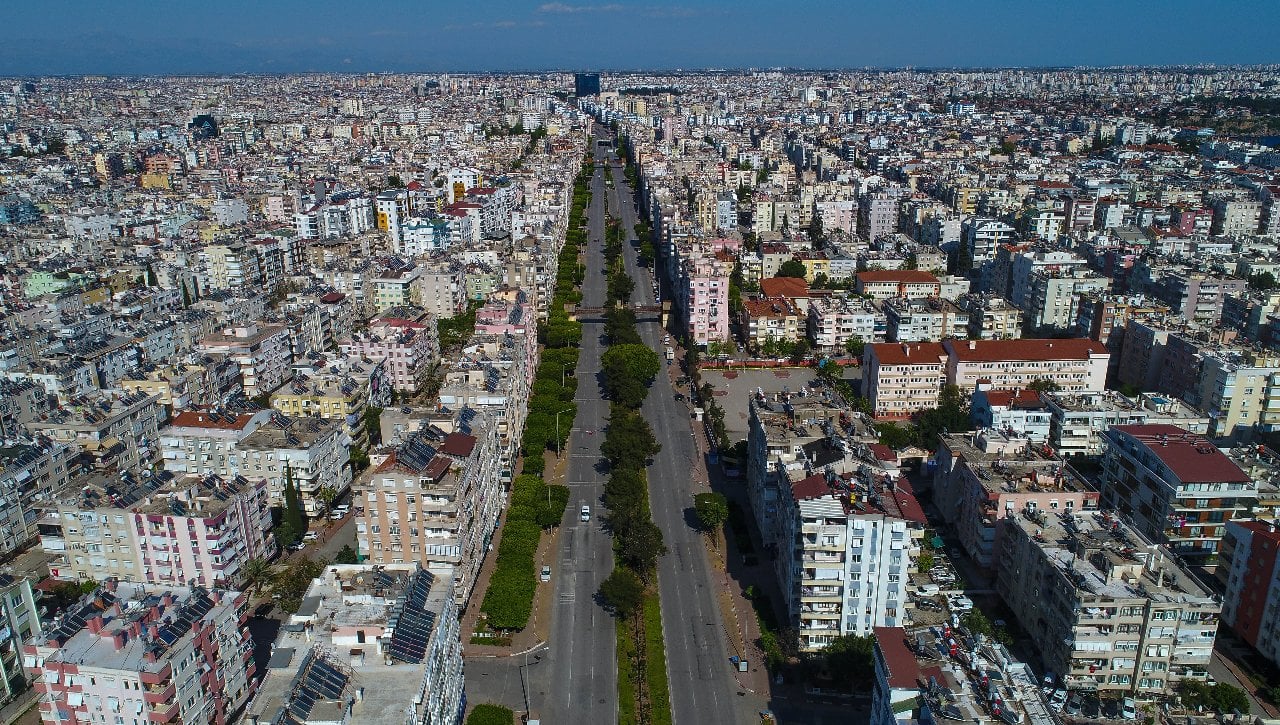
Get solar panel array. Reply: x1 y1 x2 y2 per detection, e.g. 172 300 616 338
458 406 476 435
281 650 350 724
153 587 215 647
397 435 437 473
386 569 438 664
49 590 117 643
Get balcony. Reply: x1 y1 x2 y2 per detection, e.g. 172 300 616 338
144 680 175 705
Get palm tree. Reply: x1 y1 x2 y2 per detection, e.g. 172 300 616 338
240 558 273 596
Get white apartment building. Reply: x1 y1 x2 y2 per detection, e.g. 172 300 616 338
197 323 293 397
239 413 352 515
942 338 1109 394
244 564 464 725
807 296 881 353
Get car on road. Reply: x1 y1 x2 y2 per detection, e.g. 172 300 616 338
580 505 591 522
540 565 552 582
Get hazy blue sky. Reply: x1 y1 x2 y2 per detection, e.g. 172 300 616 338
2 1 1276 75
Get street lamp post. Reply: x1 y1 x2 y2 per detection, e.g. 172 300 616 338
555 408 572 458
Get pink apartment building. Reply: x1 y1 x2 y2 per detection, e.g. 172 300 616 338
25 580 255 725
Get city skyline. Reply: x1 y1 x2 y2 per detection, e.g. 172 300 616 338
2 0 1277 75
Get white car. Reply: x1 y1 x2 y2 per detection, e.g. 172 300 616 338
1049 689 1067 712
540 565 552 582
916 584 940 596
948 595 974 612
580 505 591 522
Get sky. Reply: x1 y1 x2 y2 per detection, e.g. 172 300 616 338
1 1 1277 76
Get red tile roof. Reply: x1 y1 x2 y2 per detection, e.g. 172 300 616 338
791 473 833 500
1110 424 1250 484
945 338 1107 362
319 291 345 304
891 478 928 525
170 411 256 430
869 342 947 367
856 270 940 284
874 626 922 690
761 277 810 298
440 432 477 458
981 388 1043 409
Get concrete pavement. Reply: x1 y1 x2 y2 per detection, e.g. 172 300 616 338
605 136 759 725
530 140 618 725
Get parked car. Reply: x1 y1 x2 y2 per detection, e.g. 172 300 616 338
329 511 345 520
288 542 305 552
1049 690 1067 712
540 565 552 582
303 532 319 543
948 595 974 612
916 584 940 596
580 505 591 522
1121 698 1138 720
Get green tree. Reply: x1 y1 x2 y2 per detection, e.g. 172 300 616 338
875 422 914 451
777 260 808 279
334 545 359 565
240 558 273 595
1026 378 1061 393
620 519 667 579
316 485 340 513
280 464 306 544
271 557 328 613
789 338 811 364
598 567 645 618
602 344 661 387
844 335 865 359
1249 271 1278 291
820 635 876 691
386 173 405 188
601 410 662 470
808 213 825 245
693 492 729 532
466 704 515 725
917 551 934 572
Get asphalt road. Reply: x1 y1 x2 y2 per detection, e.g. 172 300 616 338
531 137 618 725
604 135 755 725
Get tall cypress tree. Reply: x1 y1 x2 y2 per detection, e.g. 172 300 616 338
281 463 305 543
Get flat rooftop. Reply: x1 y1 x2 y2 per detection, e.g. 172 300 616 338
940 431 1096 496
31 581 242 675
246 564 455 725
1011 509 1215 606
53 470 256 518
701 367 819 440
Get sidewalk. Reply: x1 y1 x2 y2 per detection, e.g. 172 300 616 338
0 689 37 725
460 452 561 659
674 359 775 697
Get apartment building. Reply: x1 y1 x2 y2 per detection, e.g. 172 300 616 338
24 581 255 725
746 396 927 650
959 294 1023 340
339 310 439 394
159 408 272 480
197 323 293 397
854 270 942 301
121 360 242 413
356 430 502 605
40 470 275 588
871 626 924 725
678 255 731 347
740 298 806 349
27 389 161 474
239 413 351 516
0 438 74 558
1218 520 1280 669
1144 271 1246 326
943 338 1109 393
1196 347 1280 440
884 298 969 343
777 471 926 650
371 265 423 313
998 510 1219 697
1099 424 1256 560
862 343 948 420
933 431 1099 570
0 575 40 707
807 296 882 353
271 355 392 449
970 384 1051 443
1043 391 1209 458
245 564 464 725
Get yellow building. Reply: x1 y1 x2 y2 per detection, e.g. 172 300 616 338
140 173 172 190
797 255 830 282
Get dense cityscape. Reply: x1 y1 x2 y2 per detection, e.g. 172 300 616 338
0 60 1278 725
